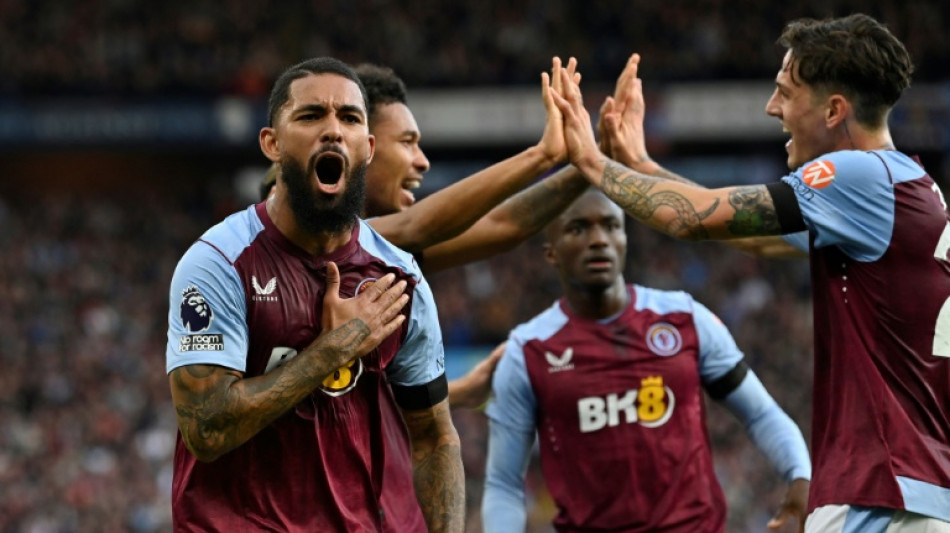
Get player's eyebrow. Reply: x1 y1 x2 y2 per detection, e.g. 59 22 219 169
294 103 366 119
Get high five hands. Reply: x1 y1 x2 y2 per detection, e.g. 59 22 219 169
538 56 582 165
544 56 606 176
544 53 651 177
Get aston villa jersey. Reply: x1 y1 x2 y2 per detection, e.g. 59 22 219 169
781 150 950 520
488 285 744 532
165 203 445 532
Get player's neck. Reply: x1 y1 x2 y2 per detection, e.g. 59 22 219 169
266 192 353 256
564 279 628 320
838 120 895 152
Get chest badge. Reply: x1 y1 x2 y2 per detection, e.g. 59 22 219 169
646 322 682 357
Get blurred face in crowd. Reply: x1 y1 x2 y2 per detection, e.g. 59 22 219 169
765 51 837 170
364 102 430 216
263 73 375 234
545 191 627 293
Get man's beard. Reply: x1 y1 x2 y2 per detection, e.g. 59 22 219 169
281 153 367 235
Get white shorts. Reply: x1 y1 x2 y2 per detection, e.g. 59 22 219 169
806 505 950 533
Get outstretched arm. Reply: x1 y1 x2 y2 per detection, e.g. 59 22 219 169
368 58 577 253
421 166 589 272
401 400 465 533
598 54 804 257
170 264 408 462
551 56 786 242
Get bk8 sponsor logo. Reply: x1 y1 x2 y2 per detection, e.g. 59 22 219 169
578 376 674 433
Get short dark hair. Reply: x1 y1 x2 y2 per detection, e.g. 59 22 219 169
353 63 408 124
778 13 913 128
267 57 368 127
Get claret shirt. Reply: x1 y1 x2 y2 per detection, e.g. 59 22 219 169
166 203 446 532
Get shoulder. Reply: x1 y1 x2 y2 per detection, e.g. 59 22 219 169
356 220 423 279
192 204 266 265
509 301 569 346
632 285 695 316
786 150 891 191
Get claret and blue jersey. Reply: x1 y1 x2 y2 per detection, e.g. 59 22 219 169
484 285 810 533
777 149 950 520
165 202 445 532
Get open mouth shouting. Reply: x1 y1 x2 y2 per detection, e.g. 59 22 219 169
401 177 423 206
314 151 347 195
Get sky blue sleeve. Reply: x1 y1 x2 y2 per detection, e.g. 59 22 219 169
386 275 446 387
693 300 744 383
166 241 249 374
721 372 812 482
482 420 535 533
781 150 896 261
781 230 810 253
485 337 537 432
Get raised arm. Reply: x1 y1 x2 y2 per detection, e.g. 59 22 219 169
421 165 589 272
598 54 804 257
552 57 786 242
401 400 465 533
169 264 408 462
368 58 576 253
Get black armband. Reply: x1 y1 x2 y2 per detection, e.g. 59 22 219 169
392 373 448 410
765 182 806 234
704 360 749 400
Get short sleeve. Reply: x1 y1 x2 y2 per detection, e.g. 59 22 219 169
166 242 249 374
693 300 744 383
386 276 446 387
485 336 537 432
780 150 896 261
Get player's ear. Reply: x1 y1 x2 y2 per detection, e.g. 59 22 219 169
260 127 280 163
366 134 375 164
825 94 849 128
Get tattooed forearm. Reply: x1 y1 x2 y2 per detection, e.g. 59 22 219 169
601 159 719 239
726 186 782 236
403 403 465 533
170 319 372 462
414 443 465 532
506 167 589 232
651 166 701 187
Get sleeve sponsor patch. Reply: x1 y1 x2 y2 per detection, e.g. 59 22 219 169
802 160 836 189
179 333 224 352
178 285 224 352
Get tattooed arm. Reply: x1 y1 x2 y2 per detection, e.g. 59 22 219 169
169 264 408 462
401 400 465 533
593 161 783 240
420 166 589 273
550 58 785 242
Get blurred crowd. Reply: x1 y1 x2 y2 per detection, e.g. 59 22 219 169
1 0 947 97
0 186 814 532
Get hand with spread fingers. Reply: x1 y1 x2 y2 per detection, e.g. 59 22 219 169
319 261 409 367
598 53 657 173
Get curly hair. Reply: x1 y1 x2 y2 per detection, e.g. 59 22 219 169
267 57 368 127
778 13 914 129
353 63 409 124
